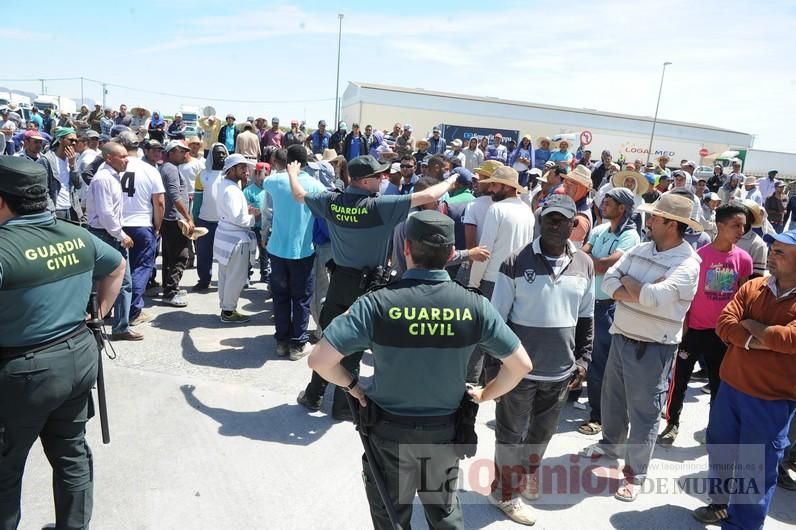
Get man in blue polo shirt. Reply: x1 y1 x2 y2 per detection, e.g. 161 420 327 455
578 188 640 436
265 145 326 360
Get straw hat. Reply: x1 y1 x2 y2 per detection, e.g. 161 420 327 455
735 198 765 228
536 136 551 147
550 136 571 150
562 165 593 190
321 148 338 161
743 176 758 187
415 138 430 148
478 166 525 192
178 220 209 240
612 170 650 196
656 154 670 163
473 160 504 179
637 193 704 232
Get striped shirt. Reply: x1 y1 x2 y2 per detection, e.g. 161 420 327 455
492 238 594 381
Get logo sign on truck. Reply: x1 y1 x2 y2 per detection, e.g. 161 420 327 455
440 124 520 146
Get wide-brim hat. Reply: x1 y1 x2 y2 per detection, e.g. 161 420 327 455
415 138 430 148
131 107 150 118
221 153 257 175
612 170 650 196
321 148 338 161
178 220 209 240
735 198 765 228
550 136 571 150
562 165 593 190
479 166 525 192
637 193 704 232
536 136 551 147
743 176 758 187
473 160 504 179
656 154 670 163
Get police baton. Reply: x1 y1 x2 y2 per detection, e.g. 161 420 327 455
87 292 111 444
344 393 403 530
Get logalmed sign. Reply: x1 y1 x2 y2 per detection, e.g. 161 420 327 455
621 143 676 158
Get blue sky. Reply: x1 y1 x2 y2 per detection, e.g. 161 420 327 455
4 0 795 151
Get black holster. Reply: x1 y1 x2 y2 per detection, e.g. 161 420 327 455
453 391 479 459
351 397 382 437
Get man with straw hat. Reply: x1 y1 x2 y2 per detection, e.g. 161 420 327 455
213 154 258 323
534 136 552 170
741 176 763 206
459 160 503 286
734 198 769 278
581 192 702 502
655 154 672 177
561 165 595 247
469 166 534 295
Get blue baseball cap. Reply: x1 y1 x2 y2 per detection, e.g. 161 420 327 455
451 167 474 185
764 229 796 245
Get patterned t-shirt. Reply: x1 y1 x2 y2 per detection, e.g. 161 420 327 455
688 244 753 330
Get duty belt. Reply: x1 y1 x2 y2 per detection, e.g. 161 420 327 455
0 323 90 360
380 409 457 426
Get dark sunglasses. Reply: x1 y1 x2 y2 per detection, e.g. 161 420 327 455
400 164 415 168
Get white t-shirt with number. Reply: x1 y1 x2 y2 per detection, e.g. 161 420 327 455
121 157 166 227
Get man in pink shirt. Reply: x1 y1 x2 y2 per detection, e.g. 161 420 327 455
658 203 753 446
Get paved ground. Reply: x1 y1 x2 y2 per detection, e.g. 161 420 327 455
20 265 796 529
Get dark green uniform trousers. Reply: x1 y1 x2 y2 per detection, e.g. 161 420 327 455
0 329 98 530
304 267 367 415
363 420 463 530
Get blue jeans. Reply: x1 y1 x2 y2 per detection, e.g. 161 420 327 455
195 218 217 285
586 300 615 423
269 254 315 346
125 226 157 320
88 228 131 334
706 382 796 530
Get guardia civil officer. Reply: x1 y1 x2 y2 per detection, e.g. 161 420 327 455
0 157 125 529
308 210 532 529
288 152 459 420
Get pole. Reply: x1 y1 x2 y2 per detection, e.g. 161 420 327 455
334 13 344 127
80 77 84 107
645 61 671 165
102 83 107 109
40 79 45 95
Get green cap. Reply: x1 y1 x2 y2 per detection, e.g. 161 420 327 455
0 156 49 200
348 155 390 180
405 210 455 247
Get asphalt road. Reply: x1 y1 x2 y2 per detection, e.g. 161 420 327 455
19 265 796 529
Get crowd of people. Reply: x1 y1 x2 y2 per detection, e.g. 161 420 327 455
1 105 795 529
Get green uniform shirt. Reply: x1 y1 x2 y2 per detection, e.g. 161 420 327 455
0 212 122 347
304 186 412 270
324 268 520 416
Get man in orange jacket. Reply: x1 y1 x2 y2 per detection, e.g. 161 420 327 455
693 228 796 528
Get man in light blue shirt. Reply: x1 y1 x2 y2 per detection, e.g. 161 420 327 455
263 145 325 360
578 187 639 435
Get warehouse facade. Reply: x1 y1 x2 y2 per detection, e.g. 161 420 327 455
340 82 755 163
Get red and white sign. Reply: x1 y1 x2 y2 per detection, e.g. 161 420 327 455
580 130 593 146
699 148 709 157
